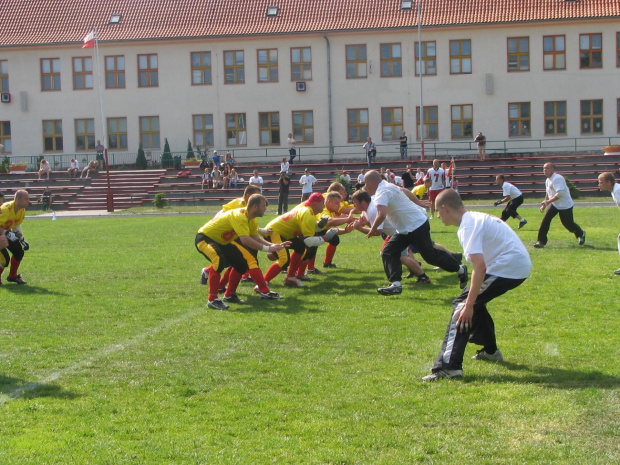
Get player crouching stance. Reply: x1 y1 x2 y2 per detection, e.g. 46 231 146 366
195 194 288 310
0 190 31 285
422 189 531 381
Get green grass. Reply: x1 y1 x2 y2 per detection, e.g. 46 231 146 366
0 207 618 464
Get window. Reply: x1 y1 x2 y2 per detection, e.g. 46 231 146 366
292 111 314 144
75 118 95 150
259 112 280 145
191 52 212 85
507 37 529 72
72 57 93 90
346 45 367 79
224 51 245 84
0 121 11 153
380 43 402 77
0 60 8 92
139 116 160 148
416 106 438 140
508 103 531 137
580 33 602 69
543 35 566 70
415 41 437 76
43 119 63 151
107 117 128 150
544 101 567 136
291 47 312 80
580 100 603 134
450 40 471 74
41 58 61 91
617 33 620 67
381 107 403 141
347 109 369 142
257 49 278 82
105 56 125 88
226 113 247 146
193 115 214 148
138 54 158 87
451 105 473 139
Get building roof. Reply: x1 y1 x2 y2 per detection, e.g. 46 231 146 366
1 0 619 48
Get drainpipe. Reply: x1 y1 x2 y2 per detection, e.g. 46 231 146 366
323 33 334 162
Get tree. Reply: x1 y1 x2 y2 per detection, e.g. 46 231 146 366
186 139 195 160
161 138 173 168
135 144 147 170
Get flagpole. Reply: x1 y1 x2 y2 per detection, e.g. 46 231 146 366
93 28 114 212
417 2 425 162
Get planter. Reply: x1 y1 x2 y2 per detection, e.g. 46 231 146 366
183 160 201 167
603 145 620 155
9 165 27 173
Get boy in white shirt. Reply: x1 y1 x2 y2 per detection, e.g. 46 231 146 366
249 170 264 192
299 168 317 201
493 174 527 229
597 172 620 275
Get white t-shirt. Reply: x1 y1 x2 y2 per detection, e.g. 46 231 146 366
357 173 365 184
546 172 573 210
299 174 317 194
393 175 403 187
342 174 351 183
287 137 296 149
249 176 264 192
458 211 532 279
502 181 522 199
363 199 395 236
280 162 289 173
426 167 445 191
373 180 427 234
611 183 620 208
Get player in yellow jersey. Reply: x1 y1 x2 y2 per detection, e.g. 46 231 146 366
262 192 338 288
195 194 289 310
412 178 432 201
0 190 30 285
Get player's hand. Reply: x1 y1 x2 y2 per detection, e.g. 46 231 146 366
20 239 29 251
344 222 355 234
324 228 339 241
493 200 501 207
280 241 292 248
5 231 18 242
455 305 474 333
540 201 547 213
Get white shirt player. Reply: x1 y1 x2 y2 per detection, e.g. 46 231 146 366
546 172 573 210
502 181 522 199
611 183 620 208
426 167 445 191
373 180 427 234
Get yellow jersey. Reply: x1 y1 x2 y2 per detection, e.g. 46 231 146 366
265 205 316 239
0 201 25 231
221 197 246 211
317 192 353 219
198 208 258 245
412 184 428 200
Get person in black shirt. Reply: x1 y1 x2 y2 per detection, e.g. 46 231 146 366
401 164 415 189
277 171 290 215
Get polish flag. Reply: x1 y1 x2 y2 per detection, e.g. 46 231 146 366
82 30 95 49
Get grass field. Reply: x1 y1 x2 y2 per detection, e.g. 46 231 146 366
0 206 618 464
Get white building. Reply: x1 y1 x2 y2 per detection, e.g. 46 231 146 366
0 0 619 162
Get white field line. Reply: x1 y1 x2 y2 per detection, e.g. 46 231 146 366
0 307 204 406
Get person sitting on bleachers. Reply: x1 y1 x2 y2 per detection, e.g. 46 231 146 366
201 167 211 190
80 160 98 179
38 159 51 180
211 164 222 189
67 158 80 178
40 187 52 211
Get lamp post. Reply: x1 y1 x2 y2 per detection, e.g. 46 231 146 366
417 1 425 161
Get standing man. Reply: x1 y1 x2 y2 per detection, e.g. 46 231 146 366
494 174 527 229
95 140 105 170
399 132 408 160
249 170 264 193
363 137 376 167
195 194 287 309
426 159 446 219
364 170 467 295
597 172 620 274
401 165 415 189
277 171 290 215
534 163 585 248
299 168 317 202
287 133 297 164
422 189 531 381
474 132 486 160
0 190 30 285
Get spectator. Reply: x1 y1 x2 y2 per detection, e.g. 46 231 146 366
95 140 105 169
229 168 239 189
280 157 290 175
67 159 80 178
40 187 52 211
201 167 211 190
341 170 351 184
278 171 290 215
299 168 317 201
356 169 365 188
287 133 297 164
212 151 221 167
415 167 425 185
38 158 51 181
225 151 236 166
211 164 222 189
474 132 487 160
401 165 415 189
399 132 408 160
80 160 98 179
249 170 264 192
221 164 231 190
363 137 376 167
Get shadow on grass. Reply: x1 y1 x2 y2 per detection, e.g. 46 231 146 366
225 293 326 315
1 285 69 296
0 375 80 403
474 361 620 389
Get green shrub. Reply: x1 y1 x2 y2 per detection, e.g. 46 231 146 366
186 140 195 160
161 138 173 168
153 193 169 208
0 156 10 174
135 144 147 170
565 176 580 199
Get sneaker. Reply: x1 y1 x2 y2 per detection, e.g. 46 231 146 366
323 262 337 268
578 231 586 246
222 293 245 304
377 283 402 295
297 275 313 282
253 284 261 293
421 369 463 382
200 269 208 285
452 252 463 264
533 242 545 248
240 276 253 283
260 291 283 300
218 287 227 294
615 268 620 275
207 298 229 310
472 349 504 362
458 265 468 290
7 275 26 285
284 277 304 288
518 219 527 229
429 215 434 220
307 268 325 275
415 275 431 285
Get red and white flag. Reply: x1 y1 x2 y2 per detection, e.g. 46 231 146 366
82 30 95 48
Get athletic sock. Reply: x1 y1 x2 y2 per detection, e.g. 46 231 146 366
249 268 270 294
287 252 302 279
324 243 337 265
225 269 242 297
8 257 20 279
263 263 282 283
219 267 231 289
208 267 221 301
307 256 317 271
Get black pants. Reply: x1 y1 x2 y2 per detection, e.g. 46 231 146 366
381 220 460 282
501 195 523 221
289 148 296 164
278 190 289 215
432 275 526 372
537 205 583 245
0 239 25 268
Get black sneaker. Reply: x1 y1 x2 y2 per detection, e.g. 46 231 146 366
578 231 586 246
415 275 431 285
518 219 527 229
222 293 245 304
377 283 402 295
533 242 545 248
615 268 620 275
7 275 26 285
458 265 468 289
260 291 283 300
323 262 337 268
307 268 325 275
207 298 229 310
200 269 208 285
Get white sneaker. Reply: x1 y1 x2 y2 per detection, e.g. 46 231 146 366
422 369 463 382
284 277 304 288
472 349 503 362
